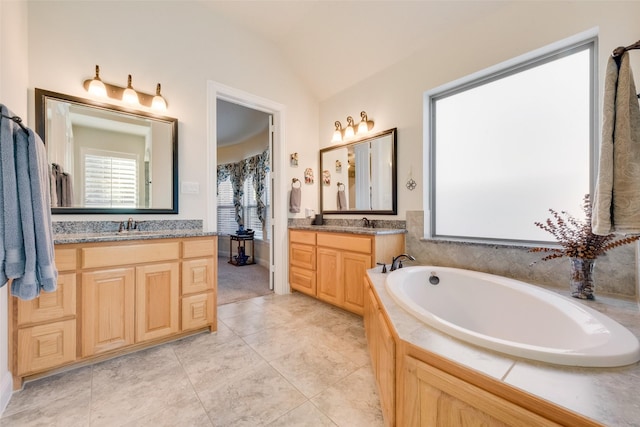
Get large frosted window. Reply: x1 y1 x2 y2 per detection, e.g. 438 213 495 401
429 39 595 244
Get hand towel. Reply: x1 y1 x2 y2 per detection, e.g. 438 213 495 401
289 187 301 213
0 105 25 278
593 52 640 234
0 115 7 285
28 129 57 293
63 172 74 207
337 189 347 210
49 164 58 207
11 127 39 300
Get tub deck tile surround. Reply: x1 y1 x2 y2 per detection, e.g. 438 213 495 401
367 267 640 427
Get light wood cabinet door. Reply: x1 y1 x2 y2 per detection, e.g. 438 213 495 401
316 247 342 306
182 292 215 331
136 262 180 342
182 258 214 295
365 284 395 427
289 265 316 296
403 356 561 427
377 310 395 426
17 273 76 325
17 319 76 375
342 251 371 315
82 268 135 357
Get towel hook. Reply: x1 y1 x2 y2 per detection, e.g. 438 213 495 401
337 182 345 191
612 40 640 57
291 178 301 188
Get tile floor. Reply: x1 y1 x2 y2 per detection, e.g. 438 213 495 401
1 293 384 426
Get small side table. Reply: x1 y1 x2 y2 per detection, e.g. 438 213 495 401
229 233 255 266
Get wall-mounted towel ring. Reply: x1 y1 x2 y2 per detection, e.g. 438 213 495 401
292 178 301 188
337 182 345 191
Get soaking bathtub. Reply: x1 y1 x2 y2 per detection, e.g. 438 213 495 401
385 266 640 367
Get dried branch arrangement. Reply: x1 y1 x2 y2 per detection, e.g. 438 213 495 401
530 194 640 262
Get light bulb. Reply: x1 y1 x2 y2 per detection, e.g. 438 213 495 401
357 111 372 134
122 74 139 105
87 65 107 97
343 116 355 139
151 83 167 111
331 121 343 142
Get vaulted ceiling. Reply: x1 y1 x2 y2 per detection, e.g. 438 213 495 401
202 1 508 101
210 1 509 145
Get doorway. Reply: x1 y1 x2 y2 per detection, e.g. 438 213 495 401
206 81 288 299
216 99 272 304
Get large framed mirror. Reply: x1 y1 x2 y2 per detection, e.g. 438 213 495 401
320 128 397 215
35 89 178 214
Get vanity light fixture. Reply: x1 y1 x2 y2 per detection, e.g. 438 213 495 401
331 111 374 142
332 121 343 142
343 116 355 139
121 74 139 105
82 65 169 112
87 65 107 97
357 111 374 134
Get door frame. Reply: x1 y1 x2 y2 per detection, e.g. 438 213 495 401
206 81 288 295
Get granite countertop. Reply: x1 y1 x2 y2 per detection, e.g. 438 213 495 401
54 230 218 244
366 267 640 426
288 225 407 236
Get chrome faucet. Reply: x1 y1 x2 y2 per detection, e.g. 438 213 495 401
390 254 415 271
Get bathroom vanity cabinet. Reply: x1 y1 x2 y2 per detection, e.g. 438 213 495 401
364 276 604 427
289 229 404 315
9 235 217 389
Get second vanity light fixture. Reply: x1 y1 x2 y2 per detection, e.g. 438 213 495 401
331 111 374 142
84 65 168 112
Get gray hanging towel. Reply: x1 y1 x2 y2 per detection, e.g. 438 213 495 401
290 186 301 213
1 105 25 279
337 189 347 210
593 52 640 234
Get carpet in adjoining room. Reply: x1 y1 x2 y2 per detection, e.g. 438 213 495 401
217 256 272 305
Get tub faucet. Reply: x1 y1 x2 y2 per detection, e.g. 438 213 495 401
390 254 415 271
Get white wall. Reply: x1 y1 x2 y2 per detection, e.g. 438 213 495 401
0 0 29 413
320 1 640 221
319 1 640 297
27 0 321 225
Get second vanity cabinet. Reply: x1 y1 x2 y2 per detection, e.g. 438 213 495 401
10 235 217 389
289 228 404 315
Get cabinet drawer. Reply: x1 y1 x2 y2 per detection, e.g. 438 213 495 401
81 242 180 269
290 243 316 270
182 292 215 331
182 258 214 294
17 273 76 325
54 247 77 271
290 230 316 245
183 238 215 259
17 319 76 375
289 266 316 296
317 233 372 253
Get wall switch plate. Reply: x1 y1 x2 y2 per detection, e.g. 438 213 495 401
181 181 200 194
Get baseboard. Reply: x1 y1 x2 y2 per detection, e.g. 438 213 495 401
0 370 13 416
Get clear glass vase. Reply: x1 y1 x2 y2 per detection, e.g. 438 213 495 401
569 257 595 300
